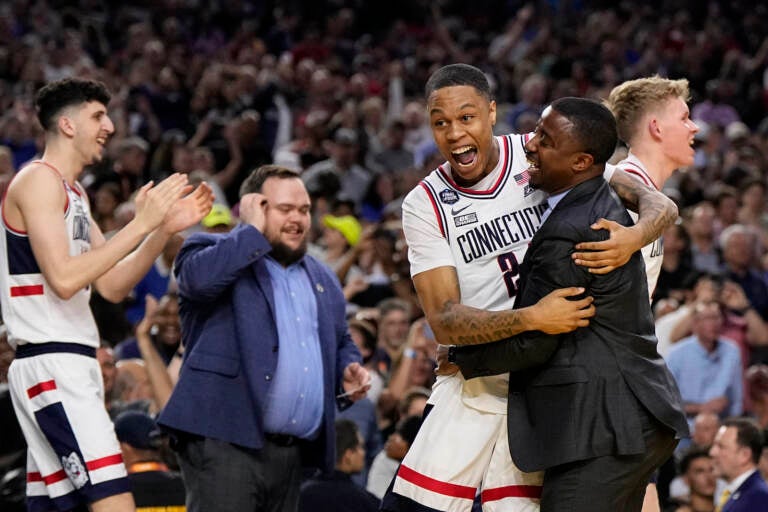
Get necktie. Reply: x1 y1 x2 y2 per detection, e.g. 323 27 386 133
715 488 731 512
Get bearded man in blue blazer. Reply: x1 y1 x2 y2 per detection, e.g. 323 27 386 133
159 165 370 512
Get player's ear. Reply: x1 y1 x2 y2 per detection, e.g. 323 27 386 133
58 115 76 138
648 117 662 141
489 100 497 126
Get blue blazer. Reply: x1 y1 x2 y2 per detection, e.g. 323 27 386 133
723 470 768 512
158 224 361 472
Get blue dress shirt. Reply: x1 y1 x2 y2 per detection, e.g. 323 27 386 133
262 256 324 438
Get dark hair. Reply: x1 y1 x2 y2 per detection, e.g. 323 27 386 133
35 78 111 132
679 447 711 474
425 63 492 102
239 164 301 198
722 417 764 464
334 419 360 463
549 97 618 165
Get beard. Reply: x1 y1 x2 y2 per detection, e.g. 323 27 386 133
267 236 308 266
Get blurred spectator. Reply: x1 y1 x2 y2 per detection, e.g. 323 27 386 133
365 119 414 176
116 293 181 366
200 203 235 233
666 301 743 427
302 127 373 211
712 187 741 242
347 318 384 404
114 410 186 511
366 415 422 499
299 419 379 512
655 223 697 305
747 365 768 428
111 359 155 417
667 449 716 512
685 203 722 276
317 213 363 284
86 135 149 202
124 235 183 326
691 79 741 129
691 413 722 453
92 182 123 233
720 224 768 320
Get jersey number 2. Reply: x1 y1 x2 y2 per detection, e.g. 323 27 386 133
497 252 520 298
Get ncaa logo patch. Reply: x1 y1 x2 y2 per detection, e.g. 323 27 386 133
439 189 459 205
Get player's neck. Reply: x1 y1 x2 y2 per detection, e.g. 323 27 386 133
627 143 677 189
40 142 84 185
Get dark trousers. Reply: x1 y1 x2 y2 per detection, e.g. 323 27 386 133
176 436 302 512
541 406 678 512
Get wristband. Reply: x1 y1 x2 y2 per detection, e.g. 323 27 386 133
403 347 417 359
447 345 457 364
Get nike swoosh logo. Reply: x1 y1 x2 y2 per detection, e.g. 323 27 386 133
451 204 472 215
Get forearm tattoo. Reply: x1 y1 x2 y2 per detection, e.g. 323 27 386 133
611 173 678 246
440 299 525 345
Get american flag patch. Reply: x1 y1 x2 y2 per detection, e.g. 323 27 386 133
514 171 529 185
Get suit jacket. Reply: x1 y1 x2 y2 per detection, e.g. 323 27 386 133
158 224 361 473
723 470 768 512
454 176 688 473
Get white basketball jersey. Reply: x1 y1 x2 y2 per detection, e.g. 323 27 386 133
603 153 663 299
402 134 547 413
0 163 99 349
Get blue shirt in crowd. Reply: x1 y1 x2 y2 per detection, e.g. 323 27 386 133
665 335 743 425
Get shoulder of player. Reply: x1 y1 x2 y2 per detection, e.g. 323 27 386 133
613 161 652 186
9 164 68 205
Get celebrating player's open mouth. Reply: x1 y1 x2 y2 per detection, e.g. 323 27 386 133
451 145 478 168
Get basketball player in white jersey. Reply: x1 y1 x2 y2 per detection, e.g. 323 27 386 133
596 76 699 297
383 64 679 512
0 78 213 512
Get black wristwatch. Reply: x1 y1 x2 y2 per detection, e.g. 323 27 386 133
447 345 457 364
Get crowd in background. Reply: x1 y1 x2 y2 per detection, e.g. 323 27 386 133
1 0 768 510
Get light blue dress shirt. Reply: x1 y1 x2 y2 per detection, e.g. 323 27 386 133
262 256 324 438
540 189 568 225
665 336 743 425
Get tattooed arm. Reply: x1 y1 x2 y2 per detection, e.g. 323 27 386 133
572 170 678 274
412 266 594 346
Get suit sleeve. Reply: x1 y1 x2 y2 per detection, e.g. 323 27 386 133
175 225 272 302
455 232 592 379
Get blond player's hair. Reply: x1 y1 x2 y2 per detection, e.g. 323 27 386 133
605 76 690 145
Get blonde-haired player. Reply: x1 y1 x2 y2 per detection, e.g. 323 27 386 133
601 76 700 297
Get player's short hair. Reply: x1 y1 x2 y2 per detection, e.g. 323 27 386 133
239 164 301 198
425 64 492 102
35 78 111 132
722 417 764 464
549 97 618 165
605 76 690 144
334 419 361 463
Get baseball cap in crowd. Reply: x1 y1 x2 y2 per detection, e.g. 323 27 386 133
323 214 362 247
725 121 750 142
334 128 358 146
201 204 234 229
114 411 161 450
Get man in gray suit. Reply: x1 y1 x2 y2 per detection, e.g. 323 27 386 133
445 97 689 511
